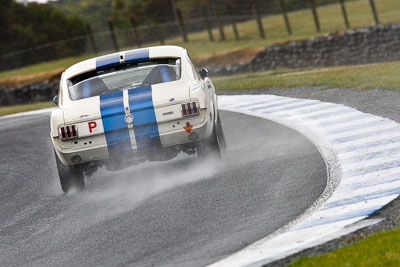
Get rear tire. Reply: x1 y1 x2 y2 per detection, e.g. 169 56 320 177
215 112 227 152
197 128 221 159
197 115 223 159
55 152 85 193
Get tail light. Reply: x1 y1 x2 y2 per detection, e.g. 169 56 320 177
59 125 78 140
181 102 199 117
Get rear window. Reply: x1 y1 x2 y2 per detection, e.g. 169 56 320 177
68 58 181 100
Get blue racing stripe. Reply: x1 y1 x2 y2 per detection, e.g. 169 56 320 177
96 53 120 69
128 85 161 150
125 48 149 62
100 91 132 156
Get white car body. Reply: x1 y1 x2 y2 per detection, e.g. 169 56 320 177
51 46 221 179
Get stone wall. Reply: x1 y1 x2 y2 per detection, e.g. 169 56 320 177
0 79 59 106
209 23 400 75
2 23 400 106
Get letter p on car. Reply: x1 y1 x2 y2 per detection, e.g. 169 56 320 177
88 121 97 133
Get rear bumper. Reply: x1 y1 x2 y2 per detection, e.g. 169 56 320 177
53 110 214 166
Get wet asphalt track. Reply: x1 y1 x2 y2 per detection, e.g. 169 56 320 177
0 110 326 267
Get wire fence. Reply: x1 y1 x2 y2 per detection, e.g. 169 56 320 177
0 0 389 72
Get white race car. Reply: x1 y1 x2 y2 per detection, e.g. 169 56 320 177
51 45 226 192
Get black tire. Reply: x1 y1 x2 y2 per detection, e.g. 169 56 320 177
55 152 85 193
197 123 222 159
215 112 227 152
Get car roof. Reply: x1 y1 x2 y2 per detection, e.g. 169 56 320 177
63 45 187 80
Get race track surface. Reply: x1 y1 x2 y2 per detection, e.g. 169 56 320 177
0 110 326 266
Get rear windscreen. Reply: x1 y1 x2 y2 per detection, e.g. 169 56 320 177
68 58 181 101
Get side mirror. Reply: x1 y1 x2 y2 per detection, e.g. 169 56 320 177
53 95 59 105
200 68 209 79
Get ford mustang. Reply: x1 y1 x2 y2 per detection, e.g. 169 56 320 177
50 45 226 192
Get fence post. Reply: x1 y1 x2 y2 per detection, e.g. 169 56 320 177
252 4 265 39
278 0 292 35
369 0 380 24
339 0 350 29
86 23 97 54
202 7 214 42
227 5 240 40
129 18 142 48
308 0 321 32
169 0 179 26
176 8 188 42
107 20 119 52
212 3 226 41
158 24 165 45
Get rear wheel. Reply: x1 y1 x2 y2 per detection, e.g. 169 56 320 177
197 113 225 159
197 127 221 159
55 152 85 193
215 112 227 152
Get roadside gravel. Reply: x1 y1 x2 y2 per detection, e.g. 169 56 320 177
220 86 400 266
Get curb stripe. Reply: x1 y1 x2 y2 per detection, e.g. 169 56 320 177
331 126 400 144
237 99 281 108
291 207 377 231
322 116 383 131
249 99 303 111
268 101 321 113
289 103 338 116
326 119 392 135
341 173 400 191
344 159 400 177
317 113 370 127
335 134 400 153
302 108 355 121
342 154 400 170
209 94 400 267
323 187 400 209
341 146 400 163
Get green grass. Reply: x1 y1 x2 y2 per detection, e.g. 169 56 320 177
213 61 400 91
0 101 55 117
152 0 400 59
0 55 95 80
1 0 399 80
2 60 399 116
289 227 400 266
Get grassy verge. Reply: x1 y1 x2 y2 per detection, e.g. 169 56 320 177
2 60 399 116
213 61 400 91
1 0 399 82
0 101 54 117
289 228 400 266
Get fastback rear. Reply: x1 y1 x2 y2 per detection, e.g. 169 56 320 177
51 46 216 168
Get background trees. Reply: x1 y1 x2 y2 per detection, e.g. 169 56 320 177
1 0 87 70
